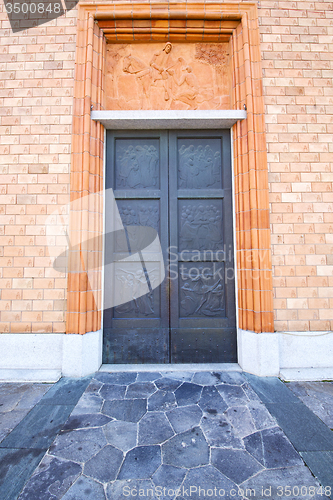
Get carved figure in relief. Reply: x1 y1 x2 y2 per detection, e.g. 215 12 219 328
180 204 222 251
117 145 158 189
118 205 159 233
180 266 224 317
149 42 176 101
115 268 157 316
179 143 220 189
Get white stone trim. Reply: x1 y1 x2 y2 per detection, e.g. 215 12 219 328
237 329 280 377
91 110 247 129
100 363 242 373
0 331 103 382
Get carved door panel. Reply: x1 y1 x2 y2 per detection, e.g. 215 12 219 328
103 130 236 364
103 131 169 363
169 131 236 363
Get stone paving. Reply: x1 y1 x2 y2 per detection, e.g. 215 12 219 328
288 381 333 429
0 383 51 444
16 372 330 500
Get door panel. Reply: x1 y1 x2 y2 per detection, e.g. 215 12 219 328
103 130 237 364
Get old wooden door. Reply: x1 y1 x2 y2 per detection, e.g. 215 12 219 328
103 130 236 364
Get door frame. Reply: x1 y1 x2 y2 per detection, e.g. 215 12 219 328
101 120 240 364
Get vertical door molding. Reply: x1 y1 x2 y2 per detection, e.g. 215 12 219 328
67 1 274 336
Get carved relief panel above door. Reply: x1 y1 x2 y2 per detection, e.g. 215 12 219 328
106 43 231 110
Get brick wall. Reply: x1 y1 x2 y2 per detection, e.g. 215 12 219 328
259 0 333 332
0 0 332 335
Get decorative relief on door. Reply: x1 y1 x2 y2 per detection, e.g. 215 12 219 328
179 201 223 252
115 140 159 189
117 202 160 234
113 267 158 317
179 263 225 317
106 43 231 110
178 140 222 189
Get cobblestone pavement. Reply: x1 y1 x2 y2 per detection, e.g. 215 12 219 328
287 381 333 429
14 371 330 500
0 383 51 444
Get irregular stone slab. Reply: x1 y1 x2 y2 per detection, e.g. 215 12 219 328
85 380 103 394
61 475 106 500
104 420 137 452
84 445 123 482
15 384 51 410
138 412 174 445
39 377 92 406
0 403 74 450
225 406 256 438
180 465 237 500
137 372 162 382
216 384 249 407
0 409 30 443
148 391 177 412
166 405 202 434
300 451 333 495
242 383 262 402
211 448 263 484
162 427 209 468
163 372 193 382
49 428 107 463
198 386 228 415
107 479 159 500
244 374 301 404
152 465 186 494
0 448 46 500
71 394 103 416
102 399 147 423
126 382 156 399
175 383 202 406
247 402 277 431
0 385 30 412
62 413 112 431
244 427 303 469
118 445 161 480
155 378 182 392
94 372 137 385
18 455 82 500
215 372 246 385
200 413 243 449
192 372 226 386
240 466 330 500
99 385 126 401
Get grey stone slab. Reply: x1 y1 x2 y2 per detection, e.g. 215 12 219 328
163 372 193 382
200 413 244 449
242 383 262 402
138 412 174 445
215 372 246 385
0 409 30 443
0 448 45 500
225 406 256 439
240 466 330 500
15 384 51 410
265 402 333 452
148 391 177 412
0 391 25 413
94 372 137 385
49 428 107 463
61 475 106 500
152 464 186 492
126 382 157 399
162 427 209 468
0 403 74 450
71 394 103 415
211 448 263 485
244 427 302 469
84 445 123 482
104 420 137 452
102 399 147 423
244 374 301 404
166 405 203 434
39 377 91 406
155 378 182 392
198 386 228 415
247 403 277 431
287 382 310 399
106 479 159 500
62 413 112 431
300 451 333 493
99 385 126 401
178 465 237 500
17 455 82 500
174 383 202 406
192 372 226 386
137 372 162 382
118 445 161 479
216 384 250 406
85 380 103 394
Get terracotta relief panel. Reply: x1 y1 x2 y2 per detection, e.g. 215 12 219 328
106 42 231 110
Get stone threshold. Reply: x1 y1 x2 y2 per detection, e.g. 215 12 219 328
100 363 242 373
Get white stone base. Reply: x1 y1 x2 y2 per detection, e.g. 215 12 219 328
0 330 102 382
237 329 280 377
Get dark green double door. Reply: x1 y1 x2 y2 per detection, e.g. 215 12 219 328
103 130 236 364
